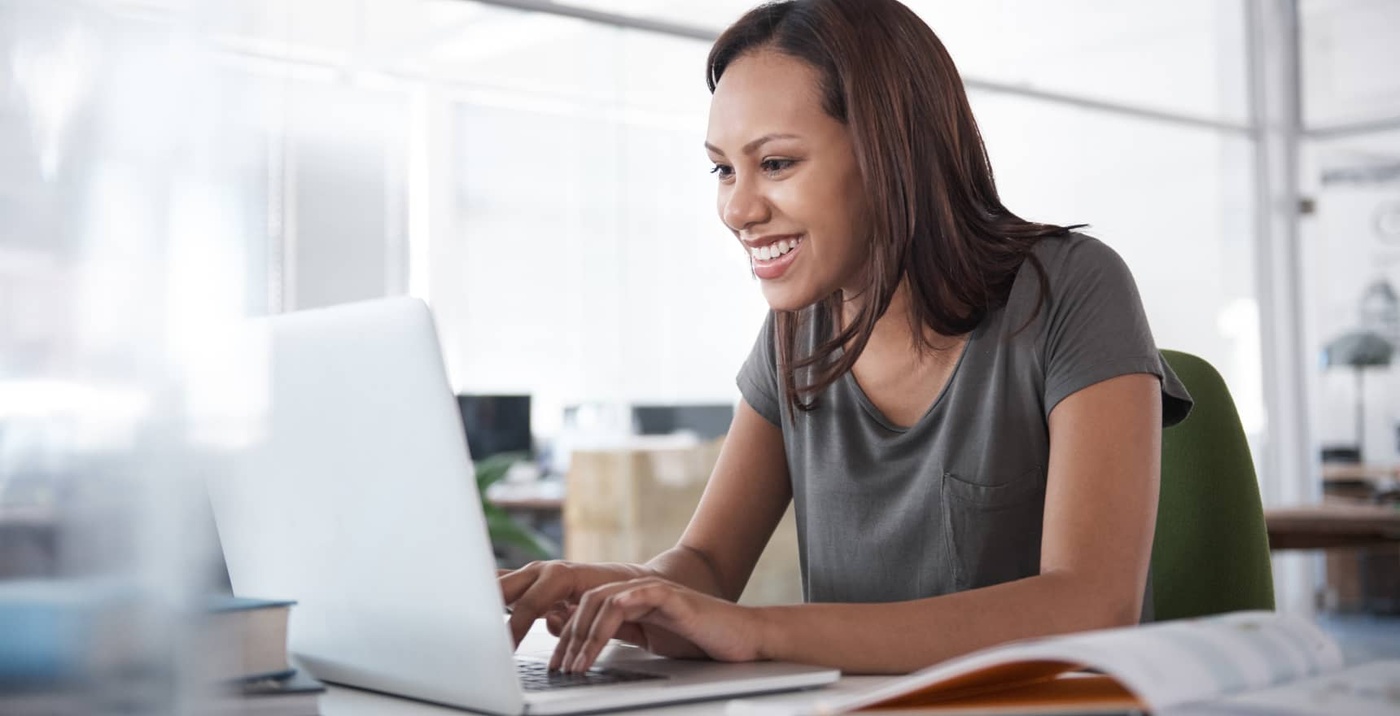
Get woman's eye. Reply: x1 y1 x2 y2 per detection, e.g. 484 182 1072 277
761 158 794 175
710 164 734 180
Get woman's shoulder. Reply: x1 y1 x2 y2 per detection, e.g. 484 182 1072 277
1027 231 1132 282
1001 231 1144 329
1015 231 1141 302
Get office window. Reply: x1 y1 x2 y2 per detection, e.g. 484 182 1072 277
1300 0 1400 129
1298 0 1400 467
431 15 766 429
560 0 1252 124
970 92 1262 443
907 0 1250 124
100 0 1269 457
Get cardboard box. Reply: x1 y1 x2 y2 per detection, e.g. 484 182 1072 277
565 439 802 605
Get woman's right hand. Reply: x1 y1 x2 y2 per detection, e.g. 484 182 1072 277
497 560 652 646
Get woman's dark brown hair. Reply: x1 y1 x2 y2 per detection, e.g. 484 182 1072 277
707 0 1080 413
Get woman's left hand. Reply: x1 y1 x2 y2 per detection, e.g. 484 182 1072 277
549 576 766 673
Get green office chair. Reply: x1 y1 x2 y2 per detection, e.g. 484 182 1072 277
1151 350 1275 620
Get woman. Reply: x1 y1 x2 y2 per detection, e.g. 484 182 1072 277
499 0 1192 675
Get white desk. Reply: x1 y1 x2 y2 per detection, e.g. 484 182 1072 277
319 620 892 715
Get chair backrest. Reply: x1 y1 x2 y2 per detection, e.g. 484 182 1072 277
1152 350 1275 620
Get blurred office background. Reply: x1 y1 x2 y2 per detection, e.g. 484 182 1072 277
2 0 1400 696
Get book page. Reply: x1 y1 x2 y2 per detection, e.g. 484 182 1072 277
1158 660 1400 716
726 612 1343 715
980 611 1345 710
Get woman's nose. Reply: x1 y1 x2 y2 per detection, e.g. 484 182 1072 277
722 176 769 232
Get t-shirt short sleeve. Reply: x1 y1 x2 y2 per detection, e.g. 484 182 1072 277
1040 237 1193 427
737 311 783 427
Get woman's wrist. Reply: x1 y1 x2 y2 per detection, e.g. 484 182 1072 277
612 561 659 581
750 604 788 662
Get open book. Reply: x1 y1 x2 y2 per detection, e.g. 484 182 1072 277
727 611 1400 715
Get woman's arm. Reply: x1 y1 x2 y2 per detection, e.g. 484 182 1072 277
551 372 1162 674
646 399 794 600
501 399 791 645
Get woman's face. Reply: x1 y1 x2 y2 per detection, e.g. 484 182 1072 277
706 50 869 312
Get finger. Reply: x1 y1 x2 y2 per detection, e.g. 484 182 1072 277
566 581 674 672
508 576 575 647
554 581 638 671
548 618 570 671
573 584 676 673
545 604 576 636
550 606 644 646
499 561 551 606
549 602 592 670
557 585 618 669
569 591 645 672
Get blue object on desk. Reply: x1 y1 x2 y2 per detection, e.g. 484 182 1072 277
0 582 103 688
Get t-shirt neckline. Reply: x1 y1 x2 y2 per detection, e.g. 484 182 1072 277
841 317 983 434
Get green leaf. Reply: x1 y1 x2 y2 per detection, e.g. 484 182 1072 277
484 504 557 560
474 452 529 491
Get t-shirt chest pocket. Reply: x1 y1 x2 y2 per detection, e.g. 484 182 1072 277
940 466 1046 592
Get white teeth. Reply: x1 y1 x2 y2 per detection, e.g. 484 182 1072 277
750 237 801 261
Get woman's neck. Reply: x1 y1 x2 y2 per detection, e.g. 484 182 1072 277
840 280 963 359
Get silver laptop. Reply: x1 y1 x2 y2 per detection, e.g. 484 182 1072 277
207 297 838 715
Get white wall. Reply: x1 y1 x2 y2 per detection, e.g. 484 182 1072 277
285 82 409 311
423 26 768 438
1301 0 1400 128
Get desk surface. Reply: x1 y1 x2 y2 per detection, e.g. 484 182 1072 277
319 620 891 715
1265 502 1400 550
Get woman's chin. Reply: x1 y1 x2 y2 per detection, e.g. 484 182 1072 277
760 283 821 313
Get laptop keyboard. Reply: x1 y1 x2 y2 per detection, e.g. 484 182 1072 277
515 657 666 692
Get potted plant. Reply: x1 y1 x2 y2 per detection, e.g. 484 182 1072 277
473 453 557 567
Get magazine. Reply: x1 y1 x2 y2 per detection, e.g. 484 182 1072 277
726 611 1400 715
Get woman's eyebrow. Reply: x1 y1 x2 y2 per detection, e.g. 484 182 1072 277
704 133 801 157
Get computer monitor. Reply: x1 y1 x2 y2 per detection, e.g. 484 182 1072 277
456 394 532 460
631 404 734 441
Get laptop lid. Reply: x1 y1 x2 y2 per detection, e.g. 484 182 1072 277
208 297 525 715
208 297 839 715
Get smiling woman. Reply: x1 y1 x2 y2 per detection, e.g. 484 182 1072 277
704 51 868 309
498 0 1193 676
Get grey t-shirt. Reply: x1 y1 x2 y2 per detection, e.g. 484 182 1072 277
737 233 1192 611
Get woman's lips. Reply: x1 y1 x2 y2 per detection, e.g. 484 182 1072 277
750 236 803 280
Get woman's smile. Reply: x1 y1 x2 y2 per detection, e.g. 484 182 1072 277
746 234 804 280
